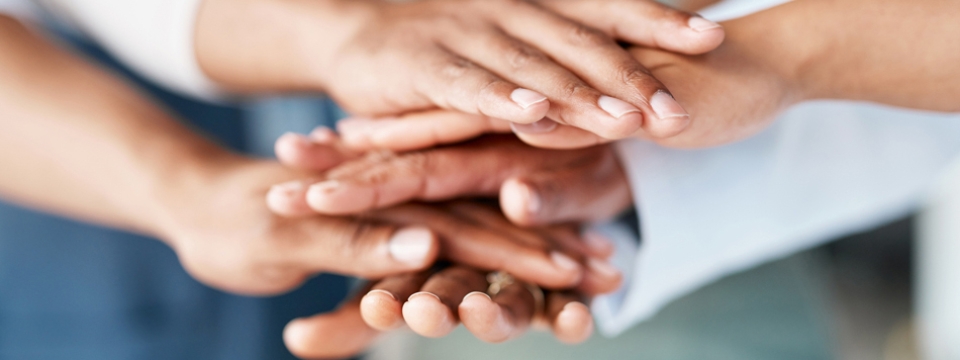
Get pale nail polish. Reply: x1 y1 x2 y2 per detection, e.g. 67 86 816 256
308 180 341 195
510 118 558 134
688 16 721 32
388 227 434 265
551 251 581 272
587 258 621 278
583 231 614 253
650 91 690 120
598 95 641 118
511 88 548 109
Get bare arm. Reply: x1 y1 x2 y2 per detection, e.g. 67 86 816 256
735 0 960 111
0 15 231 235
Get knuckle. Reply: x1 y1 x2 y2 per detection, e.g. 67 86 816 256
558 81 596 101
439 57 476 80
395 151 434 175
566 24 611 47
619 67 659 102
503 42 547 69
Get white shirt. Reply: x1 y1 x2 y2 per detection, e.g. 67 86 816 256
29 0 222 100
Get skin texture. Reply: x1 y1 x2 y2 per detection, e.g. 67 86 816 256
334 0 960 150
269 133 633 227
195 0 725 141
0 16 617 357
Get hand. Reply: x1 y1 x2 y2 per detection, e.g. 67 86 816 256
329 0 726 140
268 132 632 227
158 151 614 295
283 270 594 359
334 21 798 150
199 0 723 141
358 266 595 344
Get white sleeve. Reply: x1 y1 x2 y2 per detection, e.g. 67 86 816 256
0 0 36 20
590 101 960 336
33 0 225 100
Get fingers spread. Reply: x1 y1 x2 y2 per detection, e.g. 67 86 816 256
283 300 379 359
402 266 487 338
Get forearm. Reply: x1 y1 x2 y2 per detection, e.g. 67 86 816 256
194 0 373 93
0 17 240 237
734 0 960 111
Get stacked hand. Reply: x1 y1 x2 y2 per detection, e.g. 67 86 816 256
263 132 632 357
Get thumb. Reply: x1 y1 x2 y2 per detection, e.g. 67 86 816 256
500 154 632 226
284 297 380 359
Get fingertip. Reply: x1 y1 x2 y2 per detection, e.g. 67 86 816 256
644 90 692 139
549 251 585 287
459 292 514 343
500 178 540 226
554 302 594 344
596 96 645 139
387 226 439 270
402 292 457 338
282 318 311 355
509 88 551 124
582 231 615 259
677 16 726 54
360 290 405 331
266 181 309 216
582 258 624 296
274 132 310 165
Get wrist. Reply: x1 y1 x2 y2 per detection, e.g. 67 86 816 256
194 0 378 92
145 136 251 246
725 3 826 104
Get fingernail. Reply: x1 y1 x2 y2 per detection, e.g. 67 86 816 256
522 182 541 215
551 251 581 272
308 180 341 195
269 181 305 197
367 289 397 301
511 88 548 110
598 95 641 119
650 91 690 121
688 16 721 32
388 226 434 265
583 231 614 254
408 291 442 303
510 118 557 134
281 132 313 147
587 258 621 278
463 291 492 302
309 127 337 143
